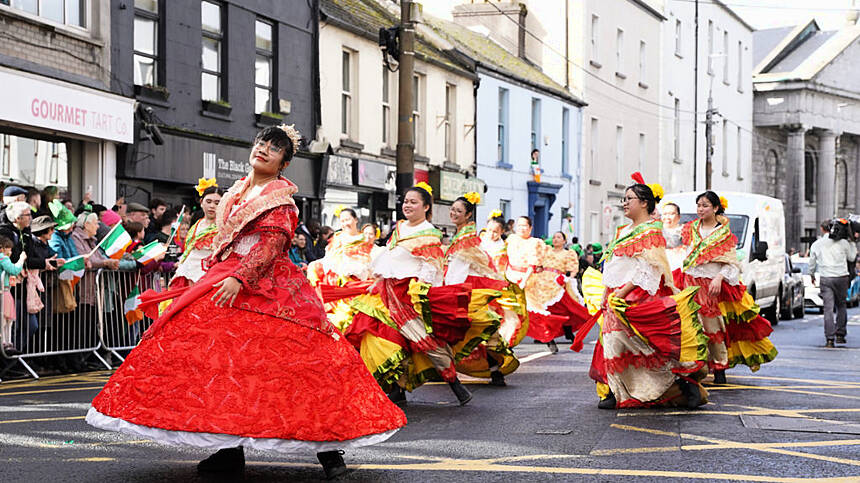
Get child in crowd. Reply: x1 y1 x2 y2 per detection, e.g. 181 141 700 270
0 236 26 356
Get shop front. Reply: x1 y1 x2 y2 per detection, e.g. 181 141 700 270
429 168 486 239
0 67 134 206
321 156 395 232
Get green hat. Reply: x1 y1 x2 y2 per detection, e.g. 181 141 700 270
48 199 76 230
572 243 583 257
590 242 603 255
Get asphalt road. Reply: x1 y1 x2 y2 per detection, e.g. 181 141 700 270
1 308 859 482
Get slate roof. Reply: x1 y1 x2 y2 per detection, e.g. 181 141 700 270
753 26 795 67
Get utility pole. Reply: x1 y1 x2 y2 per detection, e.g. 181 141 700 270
704 92 715 189
693 0 699 191
396 1 416 220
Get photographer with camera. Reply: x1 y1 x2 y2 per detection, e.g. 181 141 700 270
809 218 857 348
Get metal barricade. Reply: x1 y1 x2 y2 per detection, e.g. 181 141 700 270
0 269 111 380
96 268 168 363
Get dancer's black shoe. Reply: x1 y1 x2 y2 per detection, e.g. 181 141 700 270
449 379 472 405
317 450 350 480
678 379 702 409
563 325 575 341
547 340 559 354
387 385 406 405
489 370 506 387
713 369 727 385
597 391 616 410
197 446 245 473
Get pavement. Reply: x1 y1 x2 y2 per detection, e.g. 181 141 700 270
1 308 859 482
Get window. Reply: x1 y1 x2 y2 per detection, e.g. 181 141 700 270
500 199 511 221
737 126 743 180
616 125 623 184
675 19 682 56
133 0 159 86
590 15 599 63
382 66 391 147
804 151 816 203
444 84 457 162
723 30 729 83
5 0 86 28
0 133 68 187
498 88 509 166
673 98 680 161
639 40 646 83
201 1 224 101
590 117 598 174
722 119 728 175
707 20 714 75
616 28 624 74
530 98 541 151
562 108 570 176
412 73 424 155
737 41 744 91
254 19 274 113
341 50 354 136
638 133 645 172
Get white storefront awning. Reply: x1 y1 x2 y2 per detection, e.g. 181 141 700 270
0 67 134 144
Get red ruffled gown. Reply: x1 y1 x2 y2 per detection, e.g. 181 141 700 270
86 177 406 452
525 247 590 343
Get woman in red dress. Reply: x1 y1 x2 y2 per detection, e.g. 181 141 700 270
86 125 406 478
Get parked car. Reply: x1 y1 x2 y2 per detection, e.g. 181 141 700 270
791 256 822 313
664 192 786 325
781 254 805 319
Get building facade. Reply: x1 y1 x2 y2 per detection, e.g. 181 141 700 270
111 0 322 215
319 0 477 234
0 0 133 205
660 0 753 194
752 18 860 251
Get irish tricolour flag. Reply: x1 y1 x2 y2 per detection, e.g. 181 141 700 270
97 224 132 260
124 287 144 325
132 241 167 265
58 255 85 289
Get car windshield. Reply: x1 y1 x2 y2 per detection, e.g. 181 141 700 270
794 262 809 275
679 214 749 249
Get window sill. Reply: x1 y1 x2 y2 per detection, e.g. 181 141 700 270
496 162 513 170
723 79 731 87
0 6 99 45
443 161 460 171
737 87 745 94
615 72 627 80
134 85 170 107
562 173 573 181
201 100 232 117
255 112 284 128
380 147 396 158
340 138 365 151
673 157 683 165
200 109 232 122
590 60 602 69
722 171 730 177
675 52 683 59
589 179 602 186
614 183 626 190
737 176 744 181
415 154 430 164
638 81 649 89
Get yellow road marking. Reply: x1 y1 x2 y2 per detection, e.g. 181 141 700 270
727 375 860 387
0 416 85 425
65 457 115 462
592 439 860 456
706 384 860 401
0 386 104 397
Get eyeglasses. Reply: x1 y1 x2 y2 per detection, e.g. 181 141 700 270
623 196 640 203
254 141 284 154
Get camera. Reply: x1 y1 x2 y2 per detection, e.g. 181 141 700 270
840 214 860 241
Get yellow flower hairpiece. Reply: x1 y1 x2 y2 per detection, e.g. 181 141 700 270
333 205 346 217
376 227 381 238
488 209 503 220
719 195 729 210
413 181 433 196
647 183 665 202
463 191 481 205
195 177 218 196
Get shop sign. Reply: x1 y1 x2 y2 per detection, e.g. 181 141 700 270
203 150 251 185
327 155 354 186
357 159 396 191
431 170 485 202
0 67 134 143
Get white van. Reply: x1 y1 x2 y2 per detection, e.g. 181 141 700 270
661 192 786 324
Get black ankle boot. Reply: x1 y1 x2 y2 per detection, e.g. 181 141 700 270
448 379 472 405
387 385 406 405
197 446 245 473
713 369 727 384
597 391 616 410
317 450 349 480
489 370 506 387
678 379 702 409
547 340 559 354
563 325 575 341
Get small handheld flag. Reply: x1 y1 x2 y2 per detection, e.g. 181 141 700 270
132 241 167 265
57 255 86 289
124 287 144 325
96 224 132 260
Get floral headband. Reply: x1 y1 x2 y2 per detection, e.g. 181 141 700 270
195 177 218 196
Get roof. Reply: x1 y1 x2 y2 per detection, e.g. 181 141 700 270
319 0 473 78
753 19 860 82
423 16 585 105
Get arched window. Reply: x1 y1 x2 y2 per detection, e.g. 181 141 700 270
836 159 849 208
804 150 816 203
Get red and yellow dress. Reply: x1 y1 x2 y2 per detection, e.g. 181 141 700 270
86 176 406 452
588 221 709 408
307 231 373 330
504 235 544 288
444 223 526 378
526 247 590 343
343 220 471 392
676 219 777 371
480 236 509 273
169 218 217 289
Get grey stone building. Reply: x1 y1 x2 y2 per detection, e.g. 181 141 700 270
752 18 860 251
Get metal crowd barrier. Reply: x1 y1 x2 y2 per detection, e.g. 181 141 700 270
96 268 168 363
0 270 111 380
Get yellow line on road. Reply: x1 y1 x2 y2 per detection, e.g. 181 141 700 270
0 415 85 425
727 375 860 387
707 385 860 401
0 386 104 397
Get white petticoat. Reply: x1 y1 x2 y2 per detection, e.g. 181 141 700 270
86 407 398 453
602 255 662 295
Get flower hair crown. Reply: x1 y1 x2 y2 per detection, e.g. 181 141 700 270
333 205 346 217
488 209 503 220
277 124 301 155
719 196 728 210
630 171 664 203
463 191 481 205
413 181 433 196
195 177 218 196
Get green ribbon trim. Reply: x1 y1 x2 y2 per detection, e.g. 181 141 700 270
601 220 664 264
372 348 409 392
179 220 217 264
682 219 734 271
349 295 398 331
728 346 778 371
387 220 443 249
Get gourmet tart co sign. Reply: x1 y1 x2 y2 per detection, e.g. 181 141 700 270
0 67 134 144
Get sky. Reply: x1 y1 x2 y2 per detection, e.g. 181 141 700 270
420 0 860 31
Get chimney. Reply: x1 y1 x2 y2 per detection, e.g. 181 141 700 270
517 3 527 60
848 0 860 25
452 2 530 61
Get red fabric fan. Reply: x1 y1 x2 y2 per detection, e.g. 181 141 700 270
319 281 373 304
